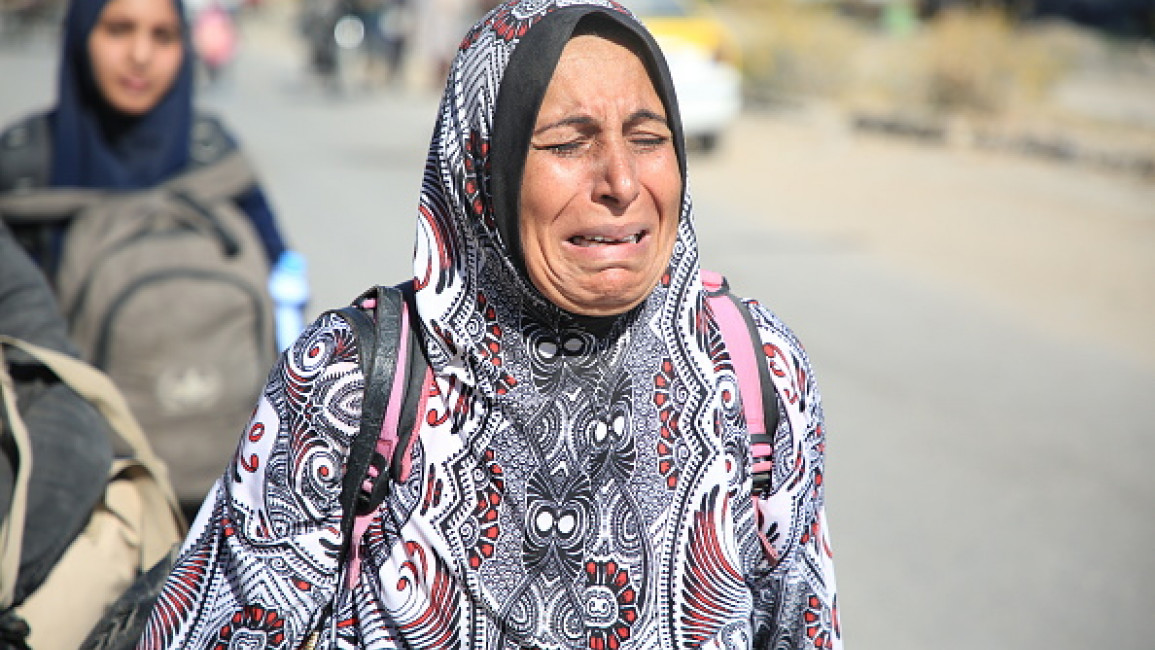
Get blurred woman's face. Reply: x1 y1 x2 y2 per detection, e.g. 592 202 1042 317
87 0 184 116
520 33 681 317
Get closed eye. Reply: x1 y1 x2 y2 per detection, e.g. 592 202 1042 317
630 135 669 150
536 141 583 153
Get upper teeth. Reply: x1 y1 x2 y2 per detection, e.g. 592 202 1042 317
572 233 642 246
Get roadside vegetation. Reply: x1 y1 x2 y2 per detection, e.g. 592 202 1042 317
717 0 1155 178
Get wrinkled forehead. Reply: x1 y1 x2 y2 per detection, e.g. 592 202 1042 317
484 4 686 268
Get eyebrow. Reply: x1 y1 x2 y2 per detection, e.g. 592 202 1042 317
533 109 668 135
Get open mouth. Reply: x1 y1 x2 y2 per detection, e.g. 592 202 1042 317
569 231 646 247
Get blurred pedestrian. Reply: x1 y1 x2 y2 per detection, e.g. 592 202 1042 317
0 0 293 279
413 0 473 85
0 0 309 515
298 0 347 88
372 0 411 86
0 220 114 647
192 0 238 83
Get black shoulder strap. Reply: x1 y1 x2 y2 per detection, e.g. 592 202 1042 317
0 113 51 193
0 112 236 193
385 281 428 482
724 289 781 494
724 289 780 438
328 281 427 557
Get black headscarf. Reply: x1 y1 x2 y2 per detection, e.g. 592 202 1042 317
50 0 195 189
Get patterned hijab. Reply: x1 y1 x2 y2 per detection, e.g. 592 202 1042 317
404 5 762 643
50 0 195 189
412 0 707 395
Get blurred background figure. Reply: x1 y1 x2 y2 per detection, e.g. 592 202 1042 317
192 0 239 83
294 0 412 91
0 0 309 518
0 0 63 44
411 0 473 86
366 0 410 86
297 0 347 89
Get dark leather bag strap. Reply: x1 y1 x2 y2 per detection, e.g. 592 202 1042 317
387 280 426 483
328 281 428 559
330 285 406 553
725 292 781 494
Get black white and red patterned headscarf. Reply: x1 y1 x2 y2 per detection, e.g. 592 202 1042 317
410 0 706 393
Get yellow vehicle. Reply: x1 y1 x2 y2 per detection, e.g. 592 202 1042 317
628 0 742 151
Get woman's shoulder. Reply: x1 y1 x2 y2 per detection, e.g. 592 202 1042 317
265 309 365 429
189 110 241 167
0 109 244 189
285 308 364 370
735 294 813 366
0 110 52 192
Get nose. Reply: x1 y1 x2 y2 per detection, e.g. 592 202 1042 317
129 32 153 66
595 137 640 210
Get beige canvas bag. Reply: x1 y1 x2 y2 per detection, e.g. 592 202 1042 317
0 336 186 649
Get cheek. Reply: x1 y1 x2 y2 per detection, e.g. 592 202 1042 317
644 160 682 225
87 35 116 86
155 45 184 86
519 160 571 244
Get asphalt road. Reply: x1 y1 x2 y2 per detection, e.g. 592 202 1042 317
2 11 1153 649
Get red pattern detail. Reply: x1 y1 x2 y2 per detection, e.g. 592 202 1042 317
420 467 443 514
476 291 517 394
238 453 259 473
139 541 215 648
462 131 494 230
417 205 455 292
467 449 504 569
654 359 680 489
804 594 836 649
212 604 287 649
584 559 638 650
394 541 462 647
681 488 747 646
491 5 544 42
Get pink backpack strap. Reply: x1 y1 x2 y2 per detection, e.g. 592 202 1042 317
702 270 766 436
703 270 781 563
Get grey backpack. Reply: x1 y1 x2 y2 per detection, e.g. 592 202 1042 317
0 144 276 506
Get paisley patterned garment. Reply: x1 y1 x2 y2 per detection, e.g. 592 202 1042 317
138 1 840 648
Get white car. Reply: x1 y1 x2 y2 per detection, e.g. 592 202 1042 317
630 0 743 151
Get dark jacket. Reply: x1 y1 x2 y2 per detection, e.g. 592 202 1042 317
0 222 113 607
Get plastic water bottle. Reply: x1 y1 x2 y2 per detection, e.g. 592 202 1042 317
268 250 310 351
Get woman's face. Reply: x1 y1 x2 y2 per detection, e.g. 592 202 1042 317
520 33 681 317
87 0 184 116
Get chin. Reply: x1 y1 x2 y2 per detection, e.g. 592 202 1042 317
110 101 152 116
565 277 654 317
107 90 160 116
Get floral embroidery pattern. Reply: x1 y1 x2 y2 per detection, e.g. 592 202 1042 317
583 560 638 650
